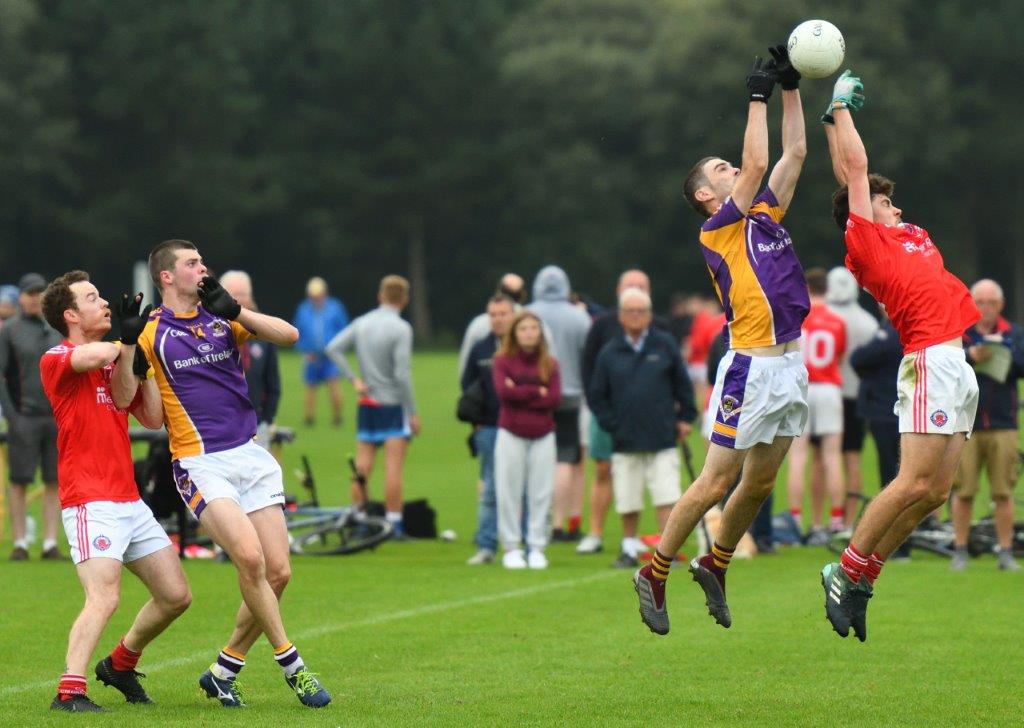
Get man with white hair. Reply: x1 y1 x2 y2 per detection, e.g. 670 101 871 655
588 287 696 568
952 279 1023 571
221 271 281 452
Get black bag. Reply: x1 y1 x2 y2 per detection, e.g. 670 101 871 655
456 378 488 424
402 499 437 538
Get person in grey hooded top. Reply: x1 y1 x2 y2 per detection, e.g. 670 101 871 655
826 266 878 522
527 265 592 539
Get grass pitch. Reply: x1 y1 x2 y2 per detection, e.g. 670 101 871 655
1 351 1021 726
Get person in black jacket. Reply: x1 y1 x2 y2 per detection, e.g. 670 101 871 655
576 269 671 555
951 279 1023 571
850 309 909 558
461 295 515 565
588 288 696 568
221 272 281 451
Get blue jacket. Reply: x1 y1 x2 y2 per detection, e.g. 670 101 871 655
293 297 349 354
461 334 501 427
963 317 1024 430
588 328 697 453
850 321 901 423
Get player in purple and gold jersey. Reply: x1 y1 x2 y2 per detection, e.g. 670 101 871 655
634 48 810 635
125 240 330 709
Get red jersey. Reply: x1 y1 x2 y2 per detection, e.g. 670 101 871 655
800 303 846 385
844 213 979 354
39 341 142 508
687 311 726 364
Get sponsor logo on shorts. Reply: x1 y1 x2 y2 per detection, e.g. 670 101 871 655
269 492 285 499
719 394 742 421
930 409 949 427
92 535 111 551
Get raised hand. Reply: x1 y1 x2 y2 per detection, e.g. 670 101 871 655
769 44 801 90
746 55 779 103
831 69 865 111
116 292 152 345
197 276 241 320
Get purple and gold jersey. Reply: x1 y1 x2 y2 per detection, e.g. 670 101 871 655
699 187 810 349
138 305 257 460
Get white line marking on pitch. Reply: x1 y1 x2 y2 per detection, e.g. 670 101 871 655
2 570 620 697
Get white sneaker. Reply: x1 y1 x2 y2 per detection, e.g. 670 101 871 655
502 549 527 569
467 549 495 566
527 549 548 569
575 535 604 554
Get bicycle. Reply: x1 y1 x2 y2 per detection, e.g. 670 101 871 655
827 492 957 558
286 454 393 556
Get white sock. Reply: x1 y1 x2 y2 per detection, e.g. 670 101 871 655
13 539 28 550
386 511 402 523
43 538 57 551
622 538 638 558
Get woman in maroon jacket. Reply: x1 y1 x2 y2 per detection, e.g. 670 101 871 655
492 311 562 569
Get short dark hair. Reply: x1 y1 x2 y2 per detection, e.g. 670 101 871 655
42 270 90 336
805 267 828 296
488 293 514 308
149 239 197 288
831 174 895 231
683 156 717 218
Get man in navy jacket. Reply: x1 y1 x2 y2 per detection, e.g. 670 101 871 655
588 288 696 568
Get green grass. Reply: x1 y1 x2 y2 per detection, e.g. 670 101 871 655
2 351 1021 726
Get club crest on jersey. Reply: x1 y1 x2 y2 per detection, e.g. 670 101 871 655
92 535 111 551
719 395 742 421
211 321 227 337
187 324 206 339
930 410 949 427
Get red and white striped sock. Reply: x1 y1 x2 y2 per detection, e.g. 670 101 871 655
840 544 869 583
864 552 885 585
58 673 87 701
829 507 845 530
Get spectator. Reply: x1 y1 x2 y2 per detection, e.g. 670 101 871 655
0 285 19 325
787 268 847 543
589 288 696 567
221 271 281 453
326 275 420 538
457 273 527 378
493 311 561 569
462 294 515 565
528 265 591 541
825 267 879 523
577 269 670 555
684 296 725 414
666 293 696 348
0 273 65 560
850 307 908 558
951 279 1023 571
293 276 349 427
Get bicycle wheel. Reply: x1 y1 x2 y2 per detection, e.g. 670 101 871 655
826 528 852 556
908 526 956 558
291 515 393 555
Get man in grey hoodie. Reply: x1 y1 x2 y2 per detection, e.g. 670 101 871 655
528 265 592 539
825 267 878 522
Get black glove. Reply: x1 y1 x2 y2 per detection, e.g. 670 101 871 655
197 276 241 320
132 346 150 380
769 44 800 90
746 56 778 102
116 292 152 345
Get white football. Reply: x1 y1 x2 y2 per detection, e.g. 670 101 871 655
787 20 845 79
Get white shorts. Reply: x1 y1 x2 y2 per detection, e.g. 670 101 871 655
708 350 809 450
611 449 682 514
62 500 172 565
806 383 843 436
173 439 286 518
895 344 978 435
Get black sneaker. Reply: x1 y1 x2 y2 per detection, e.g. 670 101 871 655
51 694 105 712
95 656 153 704
285 668 331 708
821 562 873 641
688 555 732 628
611 552 639 569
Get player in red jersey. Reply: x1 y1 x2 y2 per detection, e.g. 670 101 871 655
819 72 980 641
39 271 191 712
787 268 847 540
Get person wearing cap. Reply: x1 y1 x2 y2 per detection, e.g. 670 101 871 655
292 277 349 427
0 273 66 560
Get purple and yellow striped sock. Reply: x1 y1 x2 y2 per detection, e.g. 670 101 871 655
710 542 735 571
211 646 246 680
274 641 305 677
650 550 672 582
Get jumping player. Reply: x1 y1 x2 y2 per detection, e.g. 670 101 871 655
126 240 330 707
633 47 811 634
40 272 191 712
820 72 980 641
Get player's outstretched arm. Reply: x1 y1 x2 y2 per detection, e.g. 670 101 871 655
732 57 776 214
235 308 300 347
830 71 871 220
766 45 806 209
71 341 120 374
133 376 164 429
823 122 847 186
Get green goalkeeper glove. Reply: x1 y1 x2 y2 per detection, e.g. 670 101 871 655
831 69 865 111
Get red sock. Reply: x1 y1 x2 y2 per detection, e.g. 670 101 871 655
840 545 869 583
111 638 141 672
58 673 87 699
568 515 581 533
829 507 845 528
864 552 885 585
